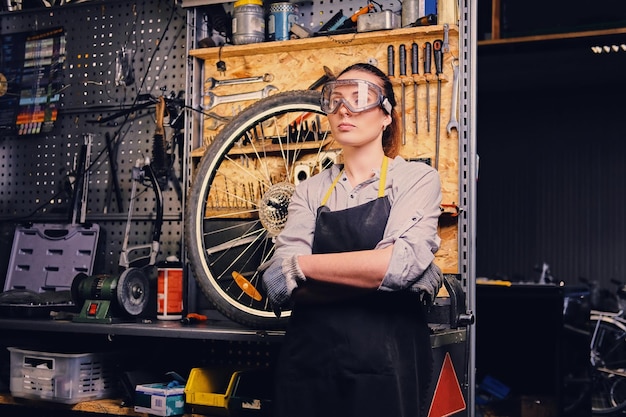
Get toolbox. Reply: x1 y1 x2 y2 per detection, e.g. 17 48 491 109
0 223 100 317
184 367 273 416
7 346 118 404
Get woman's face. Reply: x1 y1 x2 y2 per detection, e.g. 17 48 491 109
326 70 392 151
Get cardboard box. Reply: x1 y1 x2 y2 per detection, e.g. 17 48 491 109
135 383 185 416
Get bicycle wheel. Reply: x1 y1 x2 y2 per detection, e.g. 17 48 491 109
562 322 592 415
185 90 337 329
590 314 626 415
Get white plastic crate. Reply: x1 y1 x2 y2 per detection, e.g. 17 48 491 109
8 347 117 404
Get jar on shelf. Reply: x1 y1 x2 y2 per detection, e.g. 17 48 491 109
232 0 266 45
268 2 299 41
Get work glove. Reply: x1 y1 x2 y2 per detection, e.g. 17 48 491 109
260 254 306 314
409 262 443 307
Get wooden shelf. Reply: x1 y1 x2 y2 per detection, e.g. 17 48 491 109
482 0 626 46
0 395 144 416
478 26 626 46
189 25 458 60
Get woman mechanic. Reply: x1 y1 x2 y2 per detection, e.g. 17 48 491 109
261 62 444 417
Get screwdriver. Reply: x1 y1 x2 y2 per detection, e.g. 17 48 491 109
181 313 208 325
387 45 395 78
433 39 444 170
411 42 419 135
423 42 432 133
399 44 406 145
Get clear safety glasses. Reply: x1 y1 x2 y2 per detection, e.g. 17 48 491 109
320 79 392 114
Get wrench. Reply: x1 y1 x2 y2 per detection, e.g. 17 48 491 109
446 60 459 135
205 85 278 110
206 73 274 90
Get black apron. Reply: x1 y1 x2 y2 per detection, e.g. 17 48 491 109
274 158 433 417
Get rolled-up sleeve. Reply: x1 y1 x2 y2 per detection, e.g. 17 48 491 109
377 161 442 292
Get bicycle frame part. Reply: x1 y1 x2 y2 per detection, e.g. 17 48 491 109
589 313 626 415
119 158 164 269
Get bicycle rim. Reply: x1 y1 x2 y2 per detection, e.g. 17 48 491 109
185 90 336 329
590 315 626 415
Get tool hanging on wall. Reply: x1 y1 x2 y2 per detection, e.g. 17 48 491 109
104 131 124 213
399 44 407 145
433 38 444 170
423 41 432 133
204 85 278 110
152 96 167 178
447 59 459 135
387 44 395 77
206 73 273 90
68 133 93 225
411 42 419 136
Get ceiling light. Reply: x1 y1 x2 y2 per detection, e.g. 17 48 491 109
590 44 626 54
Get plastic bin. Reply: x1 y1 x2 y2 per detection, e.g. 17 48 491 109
184 367 273 416
7 347 117 404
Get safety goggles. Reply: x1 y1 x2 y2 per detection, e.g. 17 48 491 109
320 79 392 114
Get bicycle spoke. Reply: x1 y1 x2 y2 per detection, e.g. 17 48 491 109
186 91 331 328
590 316 626 414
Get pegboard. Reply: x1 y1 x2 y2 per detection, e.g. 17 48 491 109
0 0 187 274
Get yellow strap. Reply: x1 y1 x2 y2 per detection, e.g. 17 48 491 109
378 156 388 198
321 157 389 206
321 168 344 206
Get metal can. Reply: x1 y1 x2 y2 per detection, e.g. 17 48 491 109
157 265 184 320
268 2 299 41
232 0 266 45
401 0 420 27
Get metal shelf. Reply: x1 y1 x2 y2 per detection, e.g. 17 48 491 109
0 315 285 342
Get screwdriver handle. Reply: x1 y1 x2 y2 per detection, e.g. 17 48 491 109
423 42 432 75
387 45 395 77
433 39 443 75
411 42 419 75
399 44 406 76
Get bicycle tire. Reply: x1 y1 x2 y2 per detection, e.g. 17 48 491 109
562 322 592 415
185 90 337 329
590 314 626 415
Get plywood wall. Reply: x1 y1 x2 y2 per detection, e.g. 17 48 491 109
190 25 460 273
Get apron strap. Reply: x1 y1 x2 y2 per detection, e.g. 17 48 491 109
321 157 389 206
378 156 388 198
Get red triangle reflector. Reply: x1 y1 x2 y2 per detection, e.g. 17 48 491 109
428 351 467 417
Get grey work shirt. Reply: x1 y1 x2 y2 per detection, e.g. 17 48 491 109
262 155 442 307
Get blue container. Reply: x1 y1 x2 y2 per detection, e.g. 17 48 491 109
268 2 298 41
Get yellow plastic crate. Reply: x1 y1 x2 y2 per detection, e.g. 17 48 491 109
184 367 273 416
184 367 238 415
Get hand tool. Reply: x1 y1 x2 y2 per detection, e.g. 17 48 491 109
206 73 274 90
308 66 335 90
442 23 450 53
411 42 419 135
204 85 278 110
387 44 395 78
399 44 407 145
409 13 437 27
181 313 209 325
423 42 432 132
152 96 167 175
337 3 374 30
433 39 443 170
104 131 124 213
446 59 459 135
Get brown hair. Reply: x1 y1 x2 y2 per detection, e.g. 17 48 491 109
337 63 401 158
